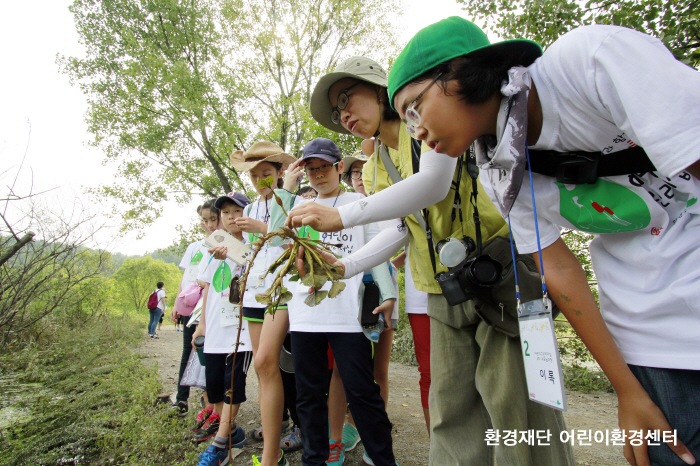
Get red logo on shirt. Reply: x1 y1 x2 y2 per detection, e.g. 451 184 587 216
651 227 663 236
591 202 614 215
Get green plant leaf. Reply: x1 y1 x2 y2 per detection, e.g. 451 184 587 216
328 281 346 298
257 176 275 189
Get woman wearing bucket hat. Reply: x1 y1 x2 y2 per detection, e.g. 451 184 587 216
313 61 441 440
230 141 300 466
307 54 575 465
299 16 700 466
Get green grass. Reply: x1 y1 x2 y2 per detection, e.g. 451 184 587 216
0 316 199 466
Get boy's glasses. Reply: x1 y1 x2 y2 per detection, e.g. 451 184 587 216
405 72 443 138
348 170 363 180
331 82 361 125
304 162 339 176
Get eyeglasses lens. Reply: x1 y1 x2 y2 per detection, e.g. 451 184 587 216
330 90 351 125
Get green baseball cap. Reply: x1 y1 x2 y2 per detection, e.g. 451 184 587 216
388 16 542 110
311 56 388 134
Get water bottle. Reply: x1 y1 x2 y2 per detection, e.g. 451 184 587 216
194 336 206 365
359 277 384 343
363 312 385 343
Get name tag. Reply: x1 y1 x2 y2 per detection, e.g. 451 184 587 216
518 297 567 411
220 304 242 328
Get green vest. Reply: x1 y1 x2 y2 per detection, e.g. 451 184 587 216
362 123 509 294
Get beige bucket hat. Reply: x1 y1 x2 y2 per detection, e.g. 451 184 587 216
341 150 371 185
310 56 388 135
230 141 296 171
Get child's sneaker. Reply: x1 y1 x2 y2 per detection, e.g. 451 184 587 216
197 444 228 466
192 406 214 433
170 400 188 417
230 425 247 449
280 425 302 452
252 450 288 466
194 412 220 443
341 423 360 452
361 451 399 466
327 440 345 465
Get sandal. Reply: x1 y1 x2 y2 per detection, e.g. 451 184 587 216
247 419 289 441
281 425 302 452
247 425 264 441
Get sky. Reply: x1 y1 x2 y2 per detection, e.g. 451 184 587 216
0 0 473 256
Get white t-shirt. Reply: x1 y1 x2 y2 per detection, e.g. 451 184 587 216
179 239 207 288
404 256 428 315
242 198 285 309
197 258 251 354
288 192 384 333
156 289 167 309
485 25 700 370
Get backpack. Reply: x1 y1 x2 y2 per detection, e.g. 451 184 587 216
174 284 203 316
147 290 160 310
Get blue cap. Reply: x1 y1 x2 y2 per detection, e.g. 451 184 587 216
215 191 252 209
301 138 342 164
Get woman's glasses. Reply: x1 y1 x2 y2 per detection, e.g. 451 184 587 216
405 72 443 138
348 170 363 180
305 162 339 176
330 82 361 125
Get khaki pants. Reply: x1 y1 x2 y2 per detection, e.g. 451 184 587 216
428 293 576 466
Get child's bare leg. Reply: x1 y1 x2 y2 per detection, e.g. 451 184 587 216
255 309 289 466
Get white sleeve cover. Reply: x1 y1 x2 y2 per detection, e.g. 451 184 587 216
343 219 409 278
338 150 458 228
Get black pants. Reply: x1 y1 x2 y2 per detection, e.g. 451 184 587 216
292 331 395 466
281 333 300 427
176 315 196 403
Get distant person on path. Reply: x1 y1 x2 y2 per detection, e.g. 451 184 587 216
147 281 167 339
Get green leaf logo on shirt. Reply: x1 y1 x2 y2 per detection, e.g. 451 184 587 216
212 262 233 293
190 250 203 265
298 225 320 241
556 180 651 233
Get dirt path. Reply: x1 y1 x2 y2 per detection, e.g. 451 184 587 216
140 322 627 466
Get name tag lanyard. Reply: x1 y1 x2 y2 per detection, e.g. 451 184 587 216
507 145 567 411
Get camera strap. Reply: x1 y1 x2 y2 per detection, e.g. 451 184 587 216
409 143 471 276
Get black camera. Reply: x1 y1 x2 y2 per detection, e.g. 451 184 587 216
435 245 504 307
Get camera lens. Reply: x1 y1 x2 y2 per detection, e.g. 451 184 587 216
437 238 468 268
469 257 501 285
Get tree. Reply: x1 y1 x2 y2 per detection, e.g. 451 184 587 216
113 256 181 316
0 139 115 344
60 0 401 234
457 0 700 67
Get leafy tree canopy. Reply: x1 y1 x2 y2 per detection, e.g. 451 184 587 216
112 256 181 314
457 0 700 67
60 0 401 234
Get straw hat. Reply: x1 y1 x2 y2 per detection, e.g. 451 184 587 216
230 141 296 171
